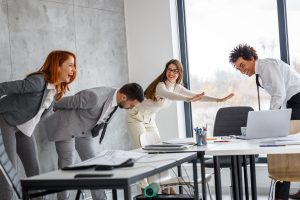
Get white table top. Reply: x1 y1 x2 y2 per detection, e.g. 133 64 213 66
146 137 300 156
22 152 197 184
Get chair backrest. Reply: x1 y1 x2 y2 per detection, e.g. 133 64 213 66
267 120 300 182
139 132 161 147
213 106 254 137
0 129 22 199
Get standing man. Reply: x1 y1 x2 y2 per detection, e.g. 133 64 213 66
229 44 300 200
39 83 144 200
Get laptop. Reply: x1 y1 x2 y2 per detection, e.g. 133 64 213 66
236 109 292 140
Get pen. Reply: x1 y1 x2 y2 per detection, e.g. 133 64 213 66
213 140 230 143
259 144 285 147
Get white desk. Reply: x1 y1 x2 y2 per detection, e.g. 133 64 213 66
146 138 300 200
21 152 199 200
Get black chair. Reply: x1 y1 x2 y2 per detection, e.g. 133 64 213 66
205 106 254 199
0 129 68 200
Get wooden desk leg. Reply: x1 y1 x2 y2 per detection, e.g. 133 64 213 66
249 155 257 200
243 155 249 200
124 186 131 200
177 165 183 194
199 152 207 200
214 156 222 200
231 156 239 200
192 159 199 200
112 189 117 200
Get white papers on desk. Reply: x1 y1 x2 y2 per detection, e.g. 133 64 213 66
73 150 146 167
260 133 300 145
163 137 195 145
143 143 189 150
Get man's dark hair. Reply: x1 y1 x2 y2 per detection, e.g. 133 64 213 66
229 44 258 64
119 83 144 102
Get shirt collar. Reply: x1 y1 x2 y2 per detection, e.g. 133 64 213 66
255 59 260 75
112 90 118 108
47 83 56 90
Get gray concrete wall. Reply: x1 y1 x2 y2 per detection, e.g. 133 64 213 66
0 0 130 183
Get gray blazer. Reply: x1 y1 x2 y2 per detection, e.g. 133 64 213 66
40 87 117 142
0 74 51 126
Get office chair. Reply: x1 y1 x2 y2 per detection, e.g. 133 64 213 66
205 106 254 199
139 131 213 199
267 120 300 200
0 129 69 200
0 129 22 199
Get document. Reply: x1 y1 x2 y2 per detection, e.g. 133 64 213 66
64 150 146 170
143 143 189 150
163 137 195 145
260 133 300 146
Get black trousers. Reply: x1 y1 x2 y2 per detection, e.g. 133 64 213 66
275 92 300 199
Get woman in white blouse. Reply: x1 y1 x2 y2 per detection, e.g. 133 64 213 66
127 59 234 149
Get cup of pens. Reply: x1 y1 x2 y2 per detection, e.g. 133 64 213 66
194 126 207 146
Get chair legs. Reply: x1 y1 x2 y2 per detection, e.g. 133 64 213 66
206 182 213 200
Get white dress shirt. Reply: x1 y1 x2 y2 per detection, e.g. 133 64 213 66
96 90 118 124
255 58 300 109
17 83 56 137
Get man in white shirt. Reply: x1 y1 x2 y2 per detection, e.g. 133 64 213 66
229 43 300 200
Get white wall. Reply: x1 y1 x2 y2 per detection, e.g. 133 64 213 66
124 0 186 140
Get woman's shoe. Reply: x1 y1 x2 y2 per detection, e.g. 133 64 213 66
290 190 300 199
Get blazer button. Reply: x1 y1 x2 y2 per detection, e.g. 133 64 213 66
71 135 74 138
82 132 85 135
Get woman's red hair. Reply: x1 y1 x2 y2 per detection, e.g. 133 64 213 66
29 50 77 100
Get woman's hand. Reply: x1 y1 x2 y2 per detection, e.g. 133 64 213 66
217 92 234 102
190 92 205 102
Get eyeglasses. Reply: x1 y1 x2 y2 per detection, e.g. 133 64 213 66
234 62 245 70
167 68 179 74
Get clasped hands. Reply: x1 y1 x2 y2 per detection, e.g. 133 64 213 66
189 92 235 102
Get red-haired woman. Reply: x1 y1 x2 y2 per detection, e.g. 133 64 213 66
0 50 76 200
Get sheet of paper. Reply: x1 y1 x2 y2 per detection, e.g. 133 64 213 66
73 150 146 167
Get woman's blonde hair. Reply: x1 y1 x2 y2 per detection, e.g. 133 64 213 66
144 59 183 101
29 50 77 100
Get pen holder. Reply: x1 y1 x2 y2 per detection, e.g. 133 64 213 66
196 131 207 146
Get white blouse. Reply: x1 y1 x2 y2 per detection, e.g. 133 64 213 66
136 81 218 113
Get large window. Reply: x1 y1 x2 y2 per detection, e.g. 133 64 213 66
184 0 280 135
286 0 300 72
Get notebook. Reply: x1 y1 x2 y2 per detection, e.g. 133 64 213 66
236 109 292 140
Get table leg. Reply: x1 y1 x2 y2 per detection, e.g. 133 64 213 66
249 155 257 200
243 155 249 200
214 156 222 200
237 156 244 199
124 186 131 200
192 159 199 200
112 189 117 200
177 165 183 194
231 156 239 200
199 152 207 200
22 187 29 200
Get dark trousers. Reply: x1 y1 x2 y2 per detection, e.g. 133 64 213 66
275 92 300 199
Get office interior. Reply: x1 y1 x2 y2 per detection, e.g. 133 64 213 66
0 0 300 199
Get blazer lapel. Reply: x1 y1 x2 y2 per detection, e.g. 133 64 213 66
98 89 116 121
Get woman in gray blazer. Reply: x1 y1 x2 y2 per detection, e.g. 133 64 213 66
0 50 77 200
